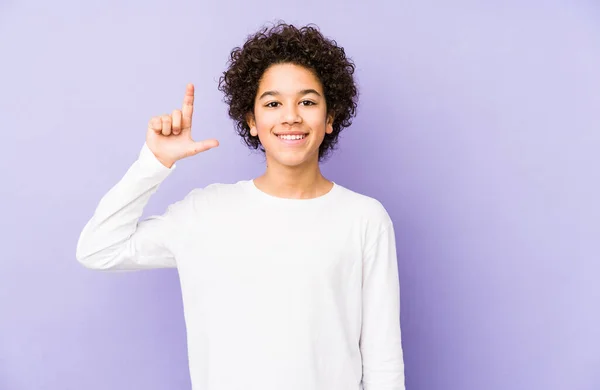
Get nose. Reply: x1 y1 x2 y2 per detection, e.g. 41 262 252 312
281 103 302 125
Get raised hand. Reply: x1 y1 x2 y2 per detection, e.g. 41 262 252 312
146 84 219 168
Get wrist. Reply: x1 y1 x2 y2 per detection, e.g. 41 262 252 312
156 156 175 169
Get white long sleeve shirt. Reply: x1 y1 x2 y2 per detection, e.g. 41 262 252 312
76 143 405 390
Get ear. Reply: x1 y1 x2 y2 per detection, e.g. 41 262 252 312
325 113 334 134
246 112 258 137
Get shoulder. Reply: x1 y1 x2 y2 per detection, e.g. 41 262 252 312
333 183 393 229
164 181 248 223
179 180 249 206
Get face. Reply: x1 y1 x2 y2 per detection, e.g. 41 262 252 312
246 63 333 169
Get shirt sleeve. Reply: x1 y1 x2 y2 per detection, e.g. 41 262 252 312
75 143 190 271
360 221 406 389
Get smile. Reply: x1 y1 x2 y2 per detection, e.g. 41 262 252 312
275 133 309 145
277 134 306 140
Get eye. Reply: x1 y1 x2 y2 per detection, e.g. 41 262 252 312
265 102 280 108
300 100 316 106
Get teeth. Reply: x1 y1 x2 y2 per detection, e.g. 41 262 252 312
278 134 305 140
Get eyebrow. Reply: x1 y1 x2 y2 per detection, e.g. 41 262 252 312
258 89 322 100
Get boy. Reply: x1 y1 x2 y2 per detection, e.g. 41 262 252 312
77 22 405 390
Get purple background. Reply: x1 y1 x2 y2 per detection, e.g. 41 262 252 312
1 1 599 389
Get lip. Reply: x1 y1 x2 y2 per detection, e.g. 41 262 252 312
274 132 309 146
274 131 308 136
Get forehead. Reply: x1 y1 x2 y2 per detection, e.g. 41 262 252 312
257 63 323 93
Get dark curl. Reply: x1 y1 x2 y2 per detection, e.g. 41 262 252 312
218 22 359 161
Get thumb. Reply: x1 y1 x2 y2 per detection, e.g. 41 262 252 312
187 139 219 157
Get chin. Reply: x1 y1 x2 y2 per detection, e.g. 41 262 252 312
268 151 316 168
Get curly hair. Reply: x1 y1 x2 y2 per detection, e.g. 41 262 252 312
217 22 359 161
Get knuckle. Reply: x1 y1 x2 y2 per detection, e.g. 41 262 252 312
150 118 161 129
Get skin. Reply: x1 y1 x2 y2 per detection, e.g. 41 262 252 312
247 63 335 199
147 63 334 199
146 84 219 169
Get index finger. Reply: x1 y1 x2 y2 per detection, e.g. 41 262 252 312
182 83 194 130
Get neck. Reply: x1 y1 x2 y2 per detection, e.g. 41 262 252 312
253 155 332 199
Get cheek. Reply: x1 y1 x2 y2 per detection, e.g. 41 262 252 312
254 109 278 126
309 114 329 132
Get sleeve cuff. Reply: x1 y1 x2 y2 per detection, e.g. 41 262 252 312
138 142 177 175
139 142 177 172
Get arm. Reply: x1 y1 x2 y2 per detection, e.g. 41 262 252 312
360 222 406 389
76 84 218 271
76 143 187 271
